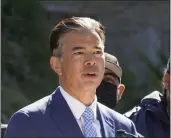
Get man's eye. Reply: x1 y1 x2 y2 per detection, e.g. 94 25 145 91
74 52 84 55
94 51 102 54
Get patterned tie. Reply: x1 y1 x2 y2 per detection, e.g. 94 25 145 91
82 107 97 137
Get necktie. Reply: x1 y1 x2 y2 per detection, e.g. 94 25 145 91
82 107 97 137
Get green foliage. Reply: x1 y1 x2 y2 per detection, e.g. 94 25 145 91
116 47 169 113
2 0 58 123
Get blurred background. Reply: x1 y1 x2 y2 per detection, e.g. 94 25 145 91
1 0 170 123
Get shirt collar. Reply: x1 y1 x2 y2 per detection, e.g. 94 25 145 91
59 86 97 121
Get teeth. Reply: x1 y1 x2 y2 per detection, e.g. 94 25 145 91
87 73 95 75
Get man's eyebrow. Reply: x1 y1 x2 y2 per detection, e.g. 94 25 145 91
72 46 102 51
94 46 103 50
72 46 85 51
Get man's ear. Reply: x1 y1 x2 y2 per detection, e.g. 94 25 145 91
117 84 125 99
50 56 62 76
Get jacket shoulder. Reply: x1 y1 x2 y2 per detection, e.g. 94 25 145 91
124 91 164 137
5 95 51 137
5 110 37 137
20 95 51 115
124 91 162 119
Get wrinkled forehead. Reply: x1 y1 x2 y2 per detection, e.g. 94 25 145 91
59 29 104 48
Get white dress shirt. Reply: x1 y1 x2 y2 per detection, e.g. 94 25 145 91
59 86 102 137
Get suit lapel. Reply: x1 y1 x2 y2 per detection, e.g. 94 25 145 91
97 103 116 137
50 88 84 137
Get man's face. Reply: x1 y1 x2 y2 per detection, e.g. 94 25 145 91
96 68 125 109
58 29 105 94
103 68 125 101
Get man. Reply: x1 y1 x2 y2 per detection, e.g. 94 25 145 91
96 52 125 109
5 17 139 137
97 53 144 138
124 58 170 138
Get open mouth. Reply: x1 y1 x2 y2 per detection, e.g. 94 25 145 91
84 73 97 77
87 73 96 76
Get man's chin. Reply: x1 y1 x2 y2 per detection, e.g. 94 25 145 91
84 80 101 87
81 83 98 92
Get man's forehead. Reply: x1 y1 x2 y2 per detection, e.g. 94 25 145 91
60 30 101 41
59 30 104 49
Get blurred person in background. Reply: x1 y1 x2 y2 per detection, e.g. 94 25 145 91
96 52 125 110
97 52 144 138
124 58 170 138
4 17 140 138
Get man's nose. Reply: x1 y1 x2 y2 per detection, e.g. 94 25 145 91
84 54 96 66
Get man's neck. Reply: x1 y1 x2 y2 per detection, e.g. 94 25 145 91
60 85 96 106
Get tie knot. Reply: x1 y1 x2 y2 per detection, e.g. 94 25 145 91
82 107 94 121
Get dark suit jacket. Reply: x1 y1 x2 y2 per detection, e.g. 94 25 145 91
124 91 169 138
5 87 139 137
